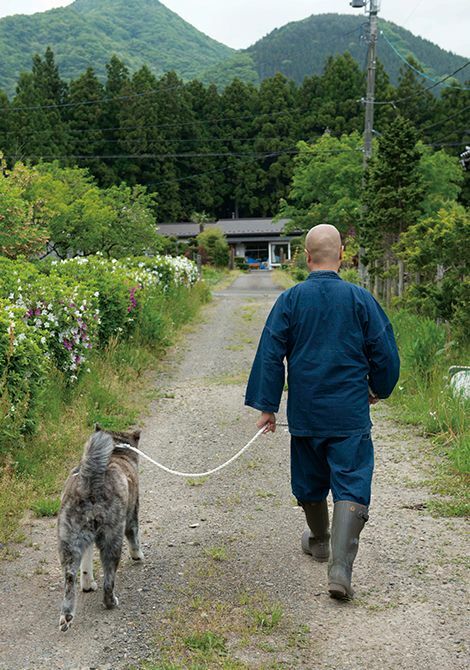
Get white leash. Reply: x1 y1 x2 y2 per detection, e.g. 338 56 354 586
119 426 267 478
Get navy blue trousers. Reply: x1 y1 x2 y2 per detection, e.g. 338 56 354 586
291 433 374 507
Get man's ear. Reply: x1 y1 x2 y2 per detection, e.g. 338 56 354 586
339 245 344 261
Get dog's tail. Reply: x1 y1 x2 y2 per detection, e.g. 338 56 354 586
80 430 114 489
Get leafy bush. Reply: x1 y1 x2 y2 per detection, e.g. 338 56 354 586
0 257 99 378
0 252 199 447
293 268 308 282
389 309 469 485
391 310 447 384
234 256 250 271
397 203 470 343
340 268 360 285
196 228 229 267
0 302 46 443
44 254 199 346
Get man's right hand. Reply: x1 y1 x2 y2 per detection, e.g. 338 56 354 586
257 412 276 433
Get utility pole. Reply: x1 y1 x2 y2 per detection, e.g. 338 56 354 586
350 0 380 287
363 0 380 164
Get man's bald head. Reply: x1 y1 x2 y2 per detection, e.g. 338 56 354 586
305 225 343 269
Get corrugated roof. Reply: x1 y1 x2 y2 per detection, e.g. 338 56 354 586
157 218 293 238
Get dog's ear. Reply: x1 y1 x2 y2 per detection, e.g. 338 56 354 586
95 423 102 432
132 429 141 441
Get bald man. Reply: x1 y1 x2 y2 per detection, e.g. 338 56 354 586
245 224 400 600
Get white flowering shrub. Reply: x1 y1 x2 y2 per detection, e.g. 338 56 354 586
47 254 199 343
0 254 199 438
123 255 199 288
0 301 46 436
0 258 99 380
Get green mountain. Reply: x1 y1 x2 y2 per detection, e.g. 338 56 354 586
0 2 467 96
241 13 468 86
0 0 234 96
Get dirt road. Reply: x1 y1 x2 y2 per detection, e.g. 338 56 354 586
0 272 468 669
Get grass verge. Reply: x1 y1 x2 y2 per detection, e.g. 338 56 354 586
0 283 210 548
389 311 469 516
271 269 295 291
134 591 290 670
202 268 241 291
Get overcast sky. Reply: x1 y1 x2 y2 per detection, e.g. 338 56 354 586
1 0 469 57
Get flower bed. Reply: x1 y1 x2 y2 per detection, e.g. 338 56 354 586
0 254 199 439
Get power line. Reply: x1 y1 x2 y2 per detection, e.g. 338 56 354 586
125 146 366 190
428 141 470 148
3 134 310 145
420 103 470 133
7 135 465 165
4 143 367 170
148 165 232 188
426 126 470 144
381 30 470 90
370 61 470 106
146 155 275 190
401 0 425 26
2 106 307 138
9 80 193 112
3 148 302 161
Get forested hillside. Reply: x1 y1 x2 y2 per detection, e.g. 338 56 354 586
0 0 233 96
1 49 468 222
0 1 468 96
243 13 469 86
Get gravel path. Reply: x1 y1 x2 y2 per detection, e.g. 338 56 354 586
0 271 468 670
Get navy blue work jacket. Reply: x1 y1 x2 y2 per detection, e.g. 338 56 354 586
245 271 400 437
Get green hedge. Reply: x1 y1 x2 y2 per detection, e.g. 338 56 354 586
0 253 200 446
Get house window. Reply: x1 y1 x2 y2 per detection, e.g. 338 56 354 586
244 242 269 263
270 243 290 266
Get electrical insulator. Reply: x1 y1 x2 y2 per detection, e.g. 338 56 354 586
460 146 470 170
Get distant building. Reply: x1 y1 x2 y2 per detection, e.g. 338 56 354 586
157 218 299 269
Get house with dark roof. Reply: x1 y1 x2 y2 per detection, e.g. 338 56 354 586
157 218 298 269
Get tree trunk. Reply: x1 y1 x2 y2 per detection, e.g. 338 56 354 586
398 259 405 297
436 264 445 282
373 259 380 299
358 246 368 288
385 258 392 308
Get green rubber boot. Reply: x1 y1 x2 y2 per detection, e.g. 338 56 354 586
328 501 369 600
300 500 330 562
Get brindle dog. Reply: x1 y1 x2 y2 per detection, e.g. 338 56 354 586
57 425 143 632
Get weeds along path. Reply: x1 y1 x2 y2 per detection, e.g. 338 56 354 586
0 272 468 670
